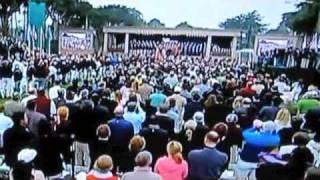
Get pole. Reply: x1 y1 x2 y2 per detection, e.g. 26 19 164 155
85 15 88 30
48 26 51 55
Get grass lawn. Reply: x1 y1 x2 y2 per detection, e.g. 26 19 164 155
0 99 7 106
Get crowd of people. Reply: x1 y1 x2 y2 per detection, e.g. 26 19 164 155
1 36 320 180
258 48 319 69
107 34 232 58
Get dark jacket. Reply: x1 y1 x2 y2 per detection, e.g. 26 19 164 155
139 126 169 165
3 125 34 167
177 125 209 157
184 101 203 120
216 123 243 156
55 121 73 163
188 147 227 180
154 114 174 137
94 105 110 123
72 106 97 143
204 104 232 127
36 120 64 176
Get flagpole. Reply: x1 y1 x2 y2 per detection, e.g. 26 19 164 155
32 26 35 51
40 26 43 57
48 26 51 56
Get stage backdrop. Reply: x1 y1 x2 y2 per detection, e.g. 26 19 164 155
59 29 95 55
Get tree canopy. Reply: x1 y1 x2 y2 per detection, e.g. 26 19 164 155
148 18 165 28
219 10 267 33
176 21 193 28
0 0 27 35
219 10 267 48
286 0 320 35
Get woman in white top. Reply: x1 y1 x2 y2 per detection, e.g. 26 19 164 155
274 108 292 132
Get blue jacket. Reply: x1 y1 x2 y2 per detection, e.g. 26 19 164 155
240 128 280 163
108 116 134 149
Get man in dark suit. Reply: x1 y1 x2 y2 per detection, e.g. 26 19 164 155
154 105 174 137
188 131 228 180
140 115 169 165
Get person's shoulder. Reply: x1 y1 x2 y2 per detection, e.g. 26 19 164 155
215 148 228 158
3 126 13 136
121 172 133 179
188 149 203 157
156 156 168 162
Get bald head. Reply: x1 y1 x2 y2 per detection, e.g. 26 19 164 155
204 131 220 148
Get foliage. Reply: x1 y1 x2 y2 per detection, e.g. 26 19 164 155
88 5 145 48
219 10 267 48
219 10 267 32
288 0 320 35
148 18 165 28
176 21 193 28
266 13 293 35
68 1 93 27
44 0 78 24
0 0 26 35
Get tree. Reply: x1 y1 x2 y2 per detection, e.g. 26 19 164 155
0 0 25 35
266 13 293 35
44 0 78 25
68 1 93 27
88 5 145 49
219 10 267 48
148 18 165 28
176 21 193 28
287 0 320 35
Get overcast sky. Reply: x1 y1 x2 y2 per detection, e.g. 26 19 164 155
86 0 299 29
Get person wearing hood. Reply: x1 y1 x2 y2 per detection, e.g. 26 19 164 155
154 141 188 180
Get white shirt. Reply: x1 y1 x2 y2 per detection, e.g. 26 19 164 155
49 85 61 100
275 119 292 132
21 95 37 107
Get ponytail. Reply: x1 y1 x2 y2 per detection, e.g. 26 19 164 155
172 152 183 164
167 141 184 164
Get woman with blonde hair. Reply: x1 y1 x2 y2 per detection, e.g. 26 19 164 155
55 106 72 164
274 108 292 132
56 106 69 126
87 155 118 180
154 141 188 180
